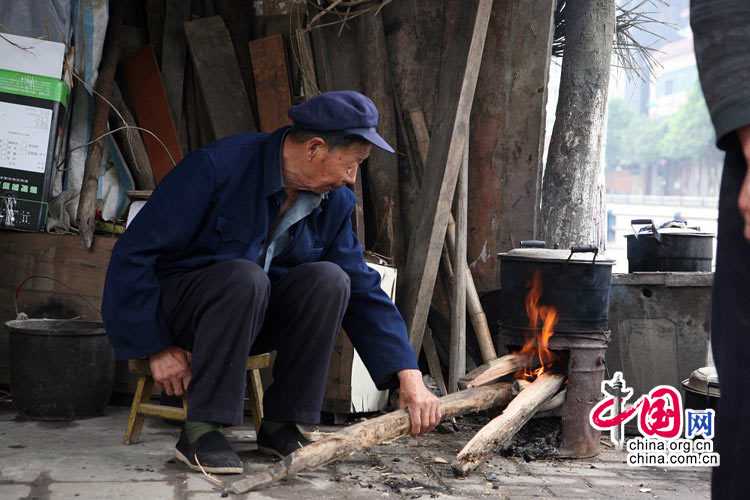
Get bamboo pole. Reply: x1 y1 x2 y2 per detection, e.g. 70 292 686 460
229 382 515 494
449 145 468 392
452 373 564 475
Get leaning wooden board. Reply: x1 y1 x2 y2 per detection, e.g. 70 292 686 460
184 16 257 140
121 46 183 184
248 34 292 132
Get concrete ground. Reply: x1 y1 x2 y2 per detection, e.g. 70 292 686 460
0 405 710 500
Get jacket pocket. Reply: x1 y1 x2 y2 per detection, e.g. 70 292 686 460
216 216 252 243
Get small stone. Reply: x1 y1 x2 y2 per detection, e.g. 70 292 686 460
432 457 448 464
485 472 500 482
392 458 401 462
640 488 652 493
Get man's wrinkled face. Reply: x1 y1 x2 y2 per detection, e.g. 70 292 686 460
308 140 372 193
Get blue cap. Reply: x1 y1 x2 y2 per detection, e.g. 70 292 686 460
288 91 395 153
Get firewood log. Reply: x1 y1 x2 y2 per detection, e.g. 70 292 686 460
229 382 514 494
458 353 533 389
452 372 564 475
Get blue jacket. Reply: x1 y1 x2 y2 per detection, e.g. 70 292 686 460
101 127 418 389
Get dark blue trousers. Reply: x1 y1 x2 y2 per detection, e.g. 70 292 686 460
711 144 750 499
159 260 351 426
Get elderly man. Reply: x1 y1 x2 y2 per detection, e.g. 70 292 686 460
102 91 441 474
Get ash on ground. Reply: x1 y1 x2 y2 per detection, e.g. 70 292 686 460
498 417 561 461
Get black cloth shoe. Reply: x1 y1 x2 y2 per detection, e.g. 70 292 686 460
256 422 311 459
175 430 243 474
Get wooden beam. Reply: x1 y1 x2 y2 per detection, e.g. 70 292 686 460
449 145 468 392
230 382 514 493
248 34 292 132
121 46 183 184
452 372 564 475
400 0 494 355
214 0 257 123
184 16 257 140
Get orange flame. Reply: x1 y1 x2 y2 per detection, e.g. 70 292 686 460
517 271 557 380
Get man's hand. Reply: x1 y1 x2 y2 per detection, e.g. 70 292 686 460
397 369 442 436
736 126 750 240
149 346 192 397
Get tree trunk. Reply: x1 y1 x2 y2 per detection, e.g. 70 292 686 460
469 0 556 290
540 0 615 249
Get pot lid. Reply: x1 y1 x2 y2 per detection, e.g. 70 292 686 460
499 242 615 265
627 219 714 238
681 366 720 398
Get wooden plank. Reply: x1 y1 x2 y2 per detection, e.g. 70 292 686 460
401 0 493 355
230 382 515 493
248 34 292 132
322 330 355 414
214 0 257 123
449 145 468 393
184 16 257 140
110 83 156 190
122 46 183 183
161 0 191 153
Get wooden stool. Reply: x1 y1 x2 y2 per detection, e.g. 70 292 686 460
124 353 271 444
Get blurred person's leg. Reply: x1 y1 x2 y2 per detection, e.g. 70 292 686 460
711 143 750 499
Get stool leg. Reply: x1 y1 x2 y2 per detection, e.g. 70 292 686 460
124 376 154 445
247 369 264 432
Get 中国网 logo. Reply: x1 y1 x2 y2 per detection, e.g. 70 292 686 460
589 372 719 467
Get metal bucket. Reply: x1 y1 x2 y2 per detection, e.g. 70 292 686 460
6 319 114 420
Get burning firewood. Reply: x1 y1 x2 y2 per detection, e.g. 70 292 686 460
512 378 567 413
458 353 535 389
451 372 565 476
229 383 515 494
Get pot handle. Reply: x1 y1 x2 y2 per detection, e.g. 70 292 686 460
520 240 546 248
568 244 599 264
631 219 661 242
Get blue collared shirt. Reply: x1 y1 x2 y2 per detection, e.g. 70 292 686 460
101 127 418 389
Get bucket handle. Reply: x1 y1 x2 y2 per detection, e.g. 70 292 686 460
15 275 102 320
568 245 599 264
631 219 662 242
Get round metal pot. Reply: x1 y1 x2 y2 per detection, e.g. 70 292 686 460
626 219 714 272
498 242 615 332
681 366 719 413
6 319 114 420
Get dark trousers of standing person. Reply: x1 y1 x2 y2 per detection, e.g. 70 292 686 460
158 259 351 426
711 143 750 499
